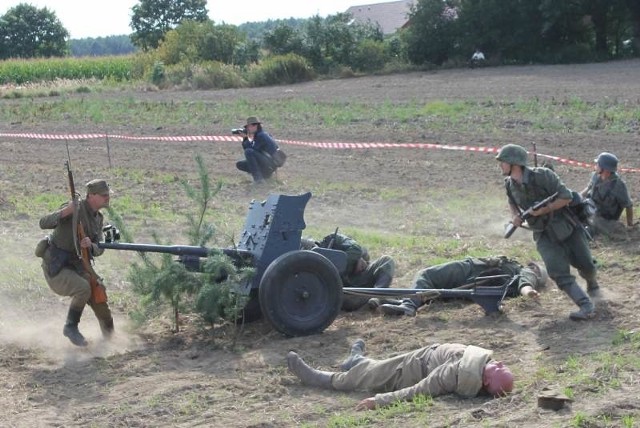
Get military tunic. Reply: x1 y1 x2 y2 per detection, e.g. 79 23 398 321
585 171 632 221
331 343 492 406
505 167 597 291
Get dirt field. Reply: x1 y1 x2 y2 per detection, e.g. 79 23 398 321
1 60 640 427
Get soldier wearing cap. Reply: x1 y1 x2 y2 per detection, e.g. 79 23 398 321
35 179 114 346
580 152 634 239
287 340 514 410
235 116 281 184
496 144 599 320
375 256 548 316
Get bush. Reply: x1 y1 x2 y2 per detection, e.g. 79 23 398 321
247 53 315 87
351 39 388 72
189 62 246 90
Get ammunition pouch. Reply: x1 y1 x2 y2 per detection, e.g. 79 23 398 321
34 237 50 258
47 242 72 277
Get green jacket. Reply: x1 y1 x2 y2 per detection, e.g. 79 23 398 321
505 167 574 241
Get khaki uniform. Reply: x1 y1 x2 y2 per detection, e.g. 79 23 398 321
37 200 112 321
331 343 492 407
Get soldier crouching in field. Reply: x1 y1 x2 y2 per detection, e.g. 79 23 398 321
35 179 114 346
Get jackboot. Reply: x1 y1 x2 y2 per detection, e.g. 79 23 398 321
367 297 402 310
99 318 115 339
63 307 88 347
586 278 602 298
340 339 366 371
287 351 334 389
381 300 417 317
563 283 596 321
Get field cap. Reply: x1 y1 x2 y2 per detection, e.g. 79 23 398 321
245 116 261 125
86 179 111 195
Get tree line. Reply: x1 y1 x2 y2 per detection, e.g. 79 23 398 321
1 0 638 72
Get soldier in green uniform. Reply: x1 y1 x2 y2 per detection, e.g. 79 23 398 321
301 232 395 311
287 340 514 410
35 179 114 346
580 152 634 239
496 144 598 320
373 256 548 316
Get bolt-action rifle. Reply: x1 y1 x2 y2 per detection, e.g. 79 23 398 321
65 157 107 304
504 192 559 239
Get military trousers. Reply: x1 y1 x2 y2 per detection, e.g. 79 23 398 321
535 227 596 291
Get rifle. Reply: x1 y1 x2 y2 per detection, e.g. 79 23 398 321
343 275 516 315
326 227 339 249
504 192 559 239
65 154 107 305
532 142 538 167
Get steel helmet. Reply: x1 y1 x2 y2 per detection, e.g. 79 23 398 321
495 144 528 166
595 152 618 172
527 262 548 288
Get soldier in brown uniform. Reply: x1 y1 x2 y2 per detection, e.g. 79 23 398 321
35 179 114 347
287 340 514 410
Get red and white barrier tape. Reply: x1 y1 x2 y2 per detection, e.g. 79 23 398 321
1 132 639 173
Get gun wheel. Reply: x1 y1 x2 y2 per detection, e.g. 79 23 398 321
259 250 342 337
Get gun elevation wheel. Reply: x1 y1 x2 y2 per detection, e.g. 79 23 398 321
259 250 342 337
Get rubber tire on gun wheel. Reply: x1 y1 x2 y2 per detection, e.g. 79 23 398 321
259 250 342 337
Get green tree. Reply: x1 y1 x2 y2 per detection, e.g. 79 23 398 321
0 3 69 59
263 23 304 56
403 0 460 65
130 0 209 51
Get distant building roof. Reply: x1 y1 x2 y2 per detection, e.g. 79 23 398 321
345 0 415 35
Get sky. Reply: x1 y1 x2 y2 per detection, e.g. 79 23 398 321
0 0 365 39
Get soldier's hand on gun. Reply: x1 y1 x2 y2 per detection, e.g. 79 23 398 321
80 236 92 248
531 205 550 217
511 215 523 227
356 397 377 411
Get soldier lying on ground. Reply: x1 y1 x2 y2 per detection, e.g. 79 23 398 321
372 256 548 316
300 232 395 311
287 339 514 410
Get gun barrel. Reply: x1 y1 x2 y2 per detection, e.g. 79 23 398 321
98 242 252 259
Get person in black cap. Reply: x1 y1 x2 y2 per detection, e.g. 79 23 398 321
35 179 114 346
235 116 283 183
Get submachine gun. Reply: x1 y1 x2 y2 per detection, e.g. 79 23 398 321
99 192 350 337
504 192 559 239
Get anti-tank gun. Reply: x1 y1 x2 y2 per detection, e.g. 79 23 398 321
99 192 349 337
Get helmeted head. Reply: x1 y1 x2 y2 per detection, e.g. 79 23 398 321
495 144 528 166
527 262 549 288
595 152 618 172
483 361 514 396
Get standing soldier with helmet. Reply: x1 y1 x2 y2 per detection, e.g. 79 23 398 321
496 144 599 320
580 152 634 239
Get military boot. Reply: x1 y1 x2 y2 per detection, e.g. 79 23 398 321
63 307 88 347
99 318 115 339
586 278 602 299
367 297 402 310
381 300 417 317
287 352 334 389
340 339 366 371
563 283 596 321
